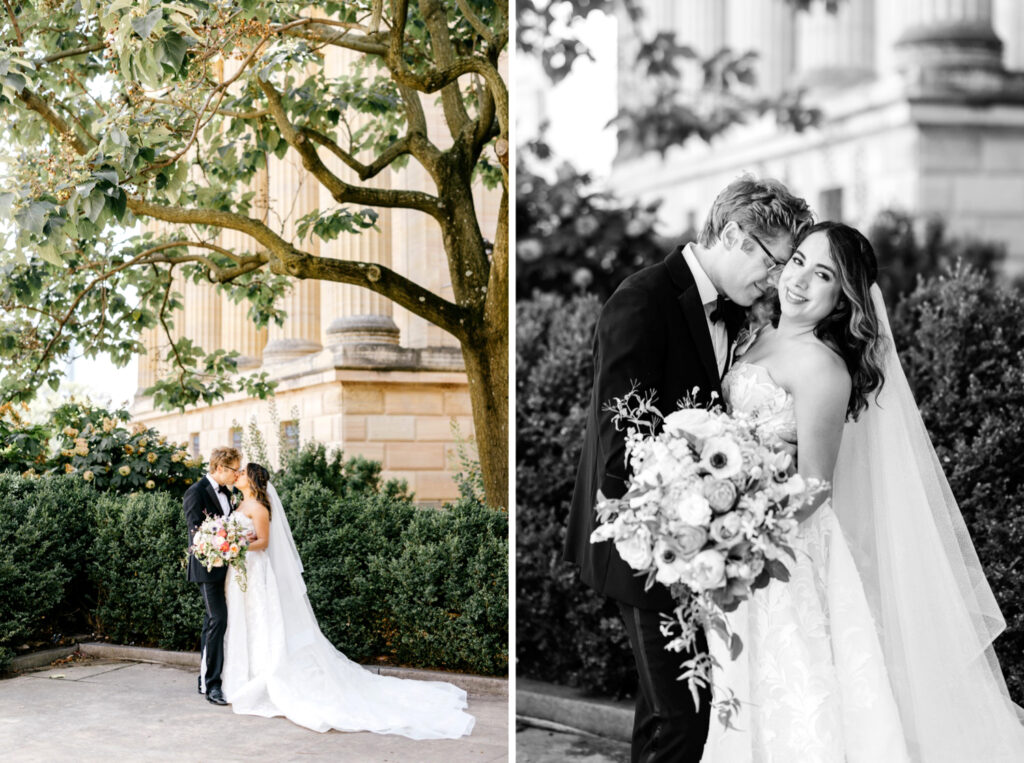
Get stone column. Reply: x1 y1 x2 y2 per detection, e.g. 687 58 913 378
678 0 726 56
182 277 221 357
726 0 797 95
136 326 159 395
894 0 1003 72
796 0 875 89
994 0 1024 71
261 153 323 363
215 168 268 370
319 45 401 352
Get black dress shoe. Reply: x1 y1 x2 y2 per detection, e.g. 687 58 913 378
197 677 204 695
206 687 228 705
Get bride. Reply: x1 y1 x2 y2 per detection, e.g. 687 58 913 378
701 222 1024 761
220 462 475 739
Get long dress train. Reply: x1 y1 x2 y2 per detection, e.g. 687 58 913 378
222 510 475 739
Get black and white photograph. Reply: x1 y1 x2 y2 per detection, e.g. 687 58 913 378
516 1 1024 761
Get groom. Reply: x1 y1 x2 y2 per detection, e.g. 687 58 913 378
183 445 242 706
563 175 812 762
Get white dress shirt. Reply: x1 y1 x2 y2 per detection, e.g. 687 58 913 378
681 243 729 376
206 473 232 516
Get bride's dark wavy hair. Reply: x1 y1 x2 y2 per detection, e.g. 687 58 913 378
245 463 272 519
794 221 888 420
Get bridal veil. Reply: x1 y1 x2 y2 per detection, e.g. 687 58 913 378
831 286 1024 761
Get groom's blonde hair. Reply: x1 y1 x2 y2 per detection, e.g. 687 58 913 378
698 173 813 247
209 447 241 470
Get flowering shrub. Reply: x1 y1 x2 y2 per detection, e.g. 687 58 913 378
47 401 205 496
0 402 52 475
517 141 669 301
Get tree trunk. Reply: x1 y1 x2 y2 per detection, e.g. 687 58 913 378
461 324 508 511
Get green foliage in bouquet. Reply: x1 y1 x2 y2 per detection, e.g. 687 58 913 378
0 475 95 672
47 400 205 495
890 264 1024 701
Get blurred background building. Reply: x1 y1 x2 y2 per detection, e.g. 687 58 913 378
606 0 1024 275
131 48 502 505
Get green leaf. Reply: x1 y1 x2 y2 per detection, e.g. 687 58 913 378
0 192 13 217
156 32 188 72
94 168 119 186
37 241 64 267
15 201 56 236
131 8 163 40
2 72 26 93
84 191 106 223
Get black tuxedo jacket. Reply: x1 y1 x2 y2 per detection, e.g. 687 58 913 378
184 477 233 584
564 247 737 610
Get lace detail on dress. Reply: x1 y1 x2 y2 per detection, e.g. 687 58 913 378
700 366 910 762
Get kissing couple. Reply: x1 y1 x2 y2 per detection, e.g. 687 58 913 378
184 446 475 739
565 175 1024 762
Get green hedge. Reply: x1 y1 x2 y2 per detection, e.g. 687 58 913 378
517 269 1024 701
0 475 95 672
0 456 507 676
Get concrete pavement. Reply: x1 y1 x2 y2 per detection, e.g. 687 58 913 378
515 722 629 763
0 656 508 762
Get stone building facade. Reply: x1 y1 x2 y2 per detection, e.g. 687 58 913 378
132 48 501 505
611 0 1024 275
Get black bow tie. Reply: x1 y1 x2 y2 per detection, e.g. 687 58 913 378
218 485 233 499
709 295 746 337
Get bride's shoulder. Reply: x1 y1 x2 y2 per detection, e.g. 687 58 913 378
240 498 270 518
786 339 850 391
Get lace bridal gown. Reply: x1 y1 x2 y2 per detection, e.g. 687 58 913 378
701 362 910 763
221 504 475 739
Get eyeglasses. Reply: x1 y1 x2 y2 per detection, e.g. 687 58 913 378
740 227 787 272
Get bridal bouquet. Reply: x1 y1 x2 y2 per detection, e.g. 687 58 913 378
590 385 826 723
190 515 250 591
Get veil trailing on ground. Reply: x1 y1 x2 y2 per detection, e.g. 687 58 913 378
832 285 1024 761
238 483 475 739
265 483 316 653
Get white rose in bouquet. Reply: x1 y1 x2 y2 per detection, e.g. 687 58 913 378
664 408 725 441
616 523 655 570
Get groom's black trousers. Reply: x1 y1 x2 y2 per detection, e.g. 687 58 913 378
618 602 711 763
198 581 228 692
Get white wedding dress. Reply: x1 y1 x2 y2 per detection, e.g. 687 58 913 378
221 492 475 739
700 362 910 762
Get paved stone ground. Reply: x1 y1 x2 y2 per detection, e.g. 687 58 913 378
0 657 508 762
515 721 629 763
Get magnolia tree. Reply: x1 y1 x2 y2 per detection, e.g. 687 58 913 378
0 1 509 506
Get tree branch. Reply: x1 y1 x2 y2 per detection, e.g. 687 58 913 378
128 198 467 339
3 0 23 46
275 18 389 56
257 77 442 218
16 87 91 155
455 0 495 46
299 127 411 181
40 42 105 65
